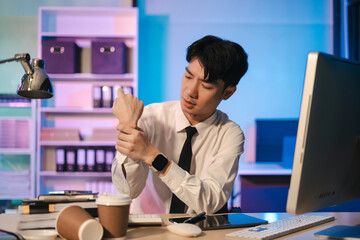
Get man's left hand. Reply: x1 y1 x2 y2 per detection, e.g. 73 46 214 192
115 124 160 165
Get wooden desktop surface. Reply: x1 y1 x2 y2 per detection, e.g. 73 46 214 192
1 212 360 239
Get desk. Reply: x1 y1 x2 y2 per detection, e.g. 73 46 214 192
236 163 360 213
1 212 360 239
236 163 291 212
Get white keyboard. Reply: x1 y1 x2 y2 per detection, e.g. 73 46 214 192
128 214 163 225
226 214 335 240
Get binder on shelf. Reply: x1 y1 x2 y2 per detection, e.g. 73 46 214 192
102 86 112 108
96 149 105 172
111 86 133 102
112 85 121 101
77 148 86 172
105 149 115 172
93 86 102 108
65 149 76 172
56 148 65 172
86 149 95 172
122 86 133 95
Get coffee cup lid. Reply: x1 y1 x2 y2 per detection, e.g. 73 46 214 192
96 193 131 206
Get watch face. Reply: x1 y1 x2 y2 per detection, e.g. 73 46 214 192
152 154 168 171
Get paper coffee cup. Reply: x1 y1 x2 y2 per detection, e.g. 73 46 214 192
96 193 131 240
56 205 103 240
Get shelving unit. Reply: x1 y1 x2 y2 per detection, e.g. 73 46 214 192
37 7 138 196
0 99 36 199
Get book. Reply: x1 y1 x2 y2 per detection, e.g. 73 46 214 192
37 193 97 202
18 219 56 230
19 200 97 214
18 212 58 221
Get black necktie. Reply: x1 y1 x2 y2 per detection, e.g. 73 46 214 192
169 126 197 213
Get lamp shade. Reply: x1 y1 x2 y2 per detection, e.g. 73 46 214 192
17 58 53 99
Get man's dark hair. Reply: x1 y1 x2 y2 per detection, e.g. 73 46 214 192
186 35 248 88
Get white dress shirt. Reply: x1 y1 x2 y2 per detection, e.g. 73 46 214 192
112 101 244 214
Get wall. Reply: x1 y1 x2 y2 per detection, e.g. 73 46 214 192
0 0 333 163
138 0 333 162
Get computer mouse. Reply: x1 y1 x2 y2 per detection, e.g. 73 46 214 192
167 223 202 237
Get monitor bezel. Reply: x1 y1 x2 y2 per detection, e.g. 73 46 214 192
286 52 360 215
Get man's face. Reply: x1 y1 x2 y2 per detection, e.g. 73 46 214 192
180 58 236 125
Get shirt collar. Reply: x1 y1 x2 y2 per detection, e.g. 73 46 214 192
175 101 218 135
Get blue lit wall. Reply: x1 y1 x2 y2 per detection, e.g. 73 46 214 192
137 0 332 162
0 0 332 163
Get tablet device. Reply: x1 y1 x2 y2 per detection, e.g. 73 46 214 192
168 213 268 230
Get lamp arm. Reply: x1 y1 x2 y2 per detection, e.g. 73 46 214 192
0 53 30 64
0 53 33 75
19 59 34 75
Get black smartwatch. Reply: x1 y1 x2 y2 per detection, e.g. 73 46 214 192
150 154 168 172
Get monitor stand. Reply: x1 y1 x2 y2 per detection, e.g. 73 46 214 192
314 225 360 239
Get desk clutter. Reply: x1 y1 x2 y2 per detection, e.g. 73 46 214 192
17 192 133 240
17 192 98 231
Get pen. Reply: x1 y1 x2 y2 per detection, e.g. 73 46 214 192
184 212 206 224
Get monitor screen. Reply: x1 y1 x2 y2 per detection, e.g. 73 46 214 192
286 52 360 215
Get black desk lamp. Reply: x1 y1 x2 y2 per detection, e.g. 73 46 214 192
0 53 53 99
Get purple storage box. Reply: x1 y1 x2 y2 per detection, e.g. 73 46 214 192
91 40 126 74
42 40 79 73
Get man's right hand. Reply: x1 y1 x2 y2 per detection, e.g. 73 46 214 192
112 88 144 128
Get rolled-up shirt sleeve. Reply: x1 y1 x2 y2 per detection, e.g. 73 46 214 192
112 151 149 199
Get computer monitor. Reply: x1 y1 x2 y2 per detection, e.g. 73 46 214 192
286 52 360 236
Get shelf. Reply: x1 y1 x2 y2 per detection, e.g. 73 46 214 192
40 141 116 147
39 171 112 177
40 107 113 115
0 102 32 108
49 73 135 82
0 148 32 155
39 7 138 37
0 194 32 200
37 6 138 196
40 33 136 39
0 116 33 121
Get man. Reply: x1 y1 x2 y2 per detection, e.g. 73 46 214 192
112 35 248 214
